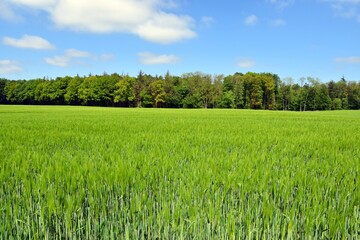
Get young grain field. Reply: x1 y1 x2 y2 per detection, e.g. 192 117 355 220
0 105 359 239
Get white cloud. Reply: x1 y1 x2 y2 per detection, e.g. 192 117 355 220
3 35 55 50
44 55 68 67
334 56 360 63
45 49 91 67
244 15 258 26
6 0 196 44
64 49 90 58
133 12 196 44
237 59 256 68
0 60 22 74
138 52 180 65
270 18 286 26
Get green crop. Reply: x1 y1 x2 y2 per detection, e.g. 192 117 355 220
0 105 359 239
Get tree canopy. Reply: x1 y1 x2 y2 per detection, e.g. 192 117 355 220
1 72 359 110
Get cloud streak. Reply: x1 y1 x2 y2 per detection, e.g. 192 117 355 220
237 59 256 68
138 52 180 65
45 49 91 67
3 35 55 50
334 56 360 63
0 60 22 74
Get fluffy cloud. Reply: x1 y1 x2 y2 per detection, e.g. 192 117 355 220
0 60 22 74
138 52 180 65
3 35 54 49
334 56 360 63
244 15 258 26
6 0 196 44
45 49 91 67
237 59 256 68
132 12 196 44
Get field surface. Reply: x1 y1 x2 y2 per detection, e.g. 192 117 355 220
0 105 359 239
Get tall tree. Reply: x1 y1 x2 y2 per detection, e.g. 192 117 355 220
150 79 166 108
233 73 244 109
0 79 8 103
347 81 360 110
65 75 83 105
134 71 145 107
114 75 136 107
315 84 331 110
164 72 181 108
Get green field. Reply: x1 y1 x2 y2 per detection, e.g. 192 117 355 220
0 105 359 239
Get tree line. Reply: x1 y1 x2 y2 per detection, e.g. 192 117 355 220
1 71 359 110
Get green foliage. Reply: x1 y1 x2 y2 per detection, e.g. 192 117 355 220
0 72 359 110
332 98 342 110
114 76 136 106
220 90 235 108
77 75 117 106
64 75 83 105
0 79 6 103
150 79 166 107
1 106 359 238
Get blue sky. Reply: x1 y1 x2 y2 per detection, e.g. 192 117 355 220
0 0 359 82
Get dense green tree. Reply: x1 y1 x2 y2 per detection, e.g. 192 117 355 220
315 84 332 110
250 78 263 109
233 73 245 108
16 79 39 104
242 73 264 109
150 79 166 108
223 75 234 92
164 72 182 108
77 74 117 106
181 72 213 108
0 71 359 110
4 81 20 103
114 75 135 107
262 73 276 110
34 80 52 104
0 79 8 103
97 74 119 106
49 77 70 104
347 81 360 109
335 79 348 109
180 73 206 108
220 90 235 108
65 76 83 105
134 71 146 107
78 76 100 105
300 83 310 111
